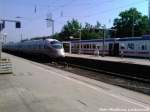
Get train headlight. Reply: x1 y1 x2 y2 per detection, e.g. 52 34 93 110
60 49 65 56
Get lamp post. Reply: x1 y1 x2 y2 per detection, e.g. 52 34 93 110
70 29 82 54
101 26 116 57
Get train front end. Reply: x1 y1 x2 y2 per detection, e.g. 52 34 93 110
46 39 65 58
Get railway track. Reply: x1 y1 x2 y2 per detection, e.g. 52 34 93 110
55 60 150 83
3 51 150 95
46 61 150 95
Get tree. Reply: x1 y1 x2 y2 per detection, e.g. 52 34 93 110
81 21 103 40
112 8 149 37
55 19 104 41
61 19 82 40
95 21 101 29
53 33 60 40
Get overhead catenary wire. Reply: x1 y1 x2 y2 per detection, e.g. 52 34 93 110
64 0 148 19
7 0 148 35
20 0 147 22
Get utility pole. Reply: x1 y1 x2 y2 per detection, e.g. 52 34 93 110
148 0 150 33
46 17 54 36
79 29 81 54
102 25 106 57
0 22 3 59
0 19 21 58
52 20 54 35
45 15 54 35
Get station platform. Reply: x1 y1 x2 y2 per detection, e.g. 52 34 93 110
65 53 150 66
0 53 150 112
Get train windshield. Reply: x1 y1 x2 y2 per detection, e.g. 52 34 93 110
51 41 63 49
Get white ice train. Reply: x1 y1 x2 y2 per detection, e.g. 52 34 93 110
3 38 65 58
70 35 150 58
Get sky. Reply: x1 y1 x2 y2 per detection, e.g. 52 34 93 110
0 0 149 42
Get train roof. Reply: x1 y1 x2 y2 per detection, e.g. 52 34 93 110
30 36 51 40
70 35 150 43
71 38 115 43
46 38 59 42
20 38 58 43
20 36 53 42
118 36 150 41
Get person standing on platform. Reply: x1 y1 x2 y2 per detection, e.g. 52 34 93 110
94 46 99 56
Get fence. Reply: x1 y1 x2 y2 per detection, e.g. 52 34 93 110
0 58 13 74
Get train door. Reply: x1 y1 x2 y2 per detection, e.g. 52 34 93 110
109 43 113 56
62 42 71 53
114 43 119 56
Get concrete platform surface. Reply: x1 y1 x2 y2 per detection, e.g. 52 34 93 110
66 53 150 66
0 53 150 112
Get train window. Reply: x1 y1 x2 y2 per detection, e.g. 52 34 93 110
86 44 89 49
83 44 85 48
88 44 90 49
93 44 96 49
121 46 125 49
74 45 76 48
51 41 63 49
89 44 91 49
74 44 76 48
86 44 88 48
141 45 147 50
128 43 134 50
83 44 86 48
44 45 46 48
90 44 92 49
97 46 100 49
77 44 79 48
120 44 125 49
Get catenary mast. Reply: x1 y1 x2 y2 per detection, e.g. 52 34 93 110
149 0 150 24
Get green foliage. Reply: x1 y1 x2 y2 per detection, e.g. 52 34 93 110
81 21 103 40
112 8 149 37
61 19 82 40
54 8 149 40
54 19 104 41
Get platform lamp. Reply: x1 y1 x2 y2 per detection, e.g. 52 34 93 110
78 29 82 54
69 29 82 54
3 33 7 44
